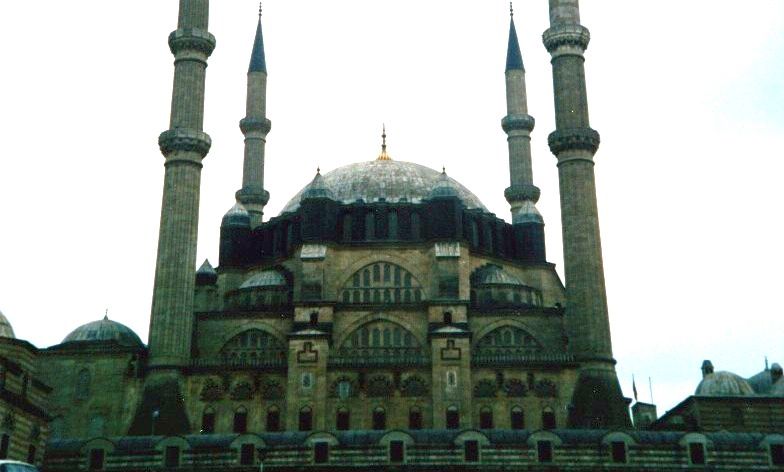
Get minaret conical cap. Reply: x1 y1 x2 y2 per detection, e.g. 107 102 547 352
249 14 267 73
506 16 524 71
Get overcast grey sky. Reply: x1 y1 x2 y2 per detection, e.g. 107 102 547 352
0 1 782 413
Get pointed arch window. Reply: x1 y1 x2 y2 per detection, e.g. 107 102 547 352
233 406 248 433
201 407 216 434
479 407 494 429
266 406 281 432
372 407 386 430
336 408 350 430
299 406 313 431
510 406 525 429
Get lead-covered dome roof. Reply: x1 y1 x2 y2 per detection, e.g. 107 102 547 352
63 316 144 348
0 310 15 339
695 371 755 396
281 160 488 215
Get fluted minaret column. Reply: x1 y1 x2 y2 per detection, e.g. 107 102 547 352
543 0 630 427
503 7 545 262
236 10 271 228
148 0 214 369
129 0 214 436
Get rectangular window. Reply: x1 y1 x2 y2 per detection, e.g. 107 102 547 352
240 444 255 465
611 441 627 463
771 444 784 466
537 440 553 463
464 440 479 462
89 448 105 470
164 446 180 468
689 442 705 465
314 442 329 464
0 434 9 459
390 440 405 463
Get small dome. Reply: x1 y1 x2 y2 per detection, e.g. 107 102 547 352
695 371 755 396
222 202 250 227
301 170 335 201
0 310 15 339
429 169 459 199
63 316 144 348
474 264 524 286
239 270 287 289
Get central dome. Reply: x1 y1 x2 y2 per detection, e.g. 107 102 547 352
280 160 488 215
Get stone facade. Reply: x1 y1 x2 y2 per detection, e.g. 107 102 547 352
0 336 51 466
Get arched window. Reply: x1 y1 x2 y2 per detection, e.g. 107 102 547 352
446 406 459 429
336 408 350 430
266 406 280 432
201 407 216 434
510 406 525 430
388 211 398 239
365 212 375 240
234 407 248 433
469 220 479 247
340 262 424 304
410 213 421 239
409 407 423 430
75 369 91 400
299 406 313 431
372 407 386 430
220 330 286 366
443 312 453 324
342 214 353 241
542 407 556 429
479 407 493 429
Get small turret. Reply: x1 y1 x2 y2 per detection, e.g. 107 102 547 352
301 169 335 201
195 259 218 286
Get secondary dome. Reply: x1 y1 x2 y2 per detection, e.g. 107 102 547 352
280 160 488 215
695 371 755 396
0 310 15 339
62 316 144 348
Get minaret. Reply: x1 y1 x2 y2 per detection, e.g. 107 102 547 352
236 5 271 228
543 0 630 427
502 4 546 262
129 0 215 435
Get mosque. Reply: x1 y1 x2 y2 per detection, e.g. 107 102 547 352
0 0 782 469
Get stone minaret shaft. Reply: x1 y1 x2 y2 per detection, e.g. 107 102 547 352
236 14 271 228
544 0 629 427
503 13 541 220
149 0 215 369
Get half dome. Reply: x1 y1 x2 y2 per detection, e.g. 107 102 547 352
63 317 144 348
281 160 487 215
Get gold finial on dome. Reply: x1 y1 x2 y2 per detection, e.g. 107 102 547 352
377 124 392 161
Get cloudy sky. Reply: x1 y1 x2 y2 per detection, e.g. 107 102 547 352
1 1 782 414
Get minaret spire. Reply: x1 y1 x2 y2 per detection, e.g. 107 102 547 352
377 124 391 160
131 0 216 436
502 5 545 262
237 6 272 227
543 0 630 428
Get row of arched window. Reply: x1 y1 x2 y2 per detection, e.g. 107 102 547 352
341 210 421 242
